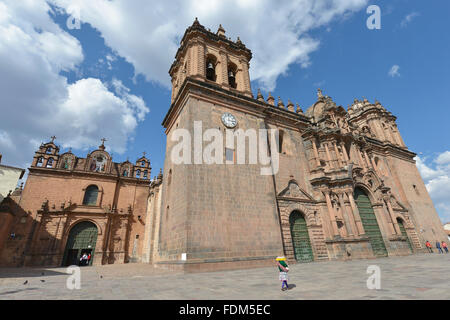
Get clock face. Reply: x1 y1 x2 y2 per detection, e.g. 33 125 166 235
221 112 237 128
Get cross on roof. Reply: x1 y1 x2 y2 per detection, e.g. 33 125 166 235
143 151 146 157
50 136 56 142
101 138 107 145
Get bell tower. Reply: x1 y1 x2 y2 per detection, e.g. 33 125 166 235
168 18 253 103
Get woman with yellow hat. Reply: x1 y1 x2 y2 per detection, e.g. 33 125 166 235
276 256 289 291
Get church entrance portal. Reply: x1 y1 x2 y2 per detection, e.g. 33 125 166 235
354 188 388 257
62 221 98 266
289 211 314 262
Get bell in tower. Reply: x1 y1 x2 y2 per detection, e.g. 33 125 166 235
206 61 216 81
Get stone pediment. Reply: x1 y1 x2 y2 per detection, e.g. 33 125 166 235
390 195 407 212
278 181 315 202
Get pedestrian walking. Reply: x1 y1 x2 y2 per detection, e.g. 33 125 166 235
276 256 289 291
442 241 448 253
436 241 444 254
425 240 433 253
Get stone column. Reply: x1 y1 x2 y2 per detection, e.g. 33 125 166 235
340 142 350 162
348 192 365 235
386 199 401 235
340 193 358 237
357 149 367 170
381 201 396 235
219 50 228 87
325 192 339 236
363 150 372 169
240 59 252 96
370 156 378 172
196 43 205 78
312 139 321 167
324 143 333 169
333 142 344 167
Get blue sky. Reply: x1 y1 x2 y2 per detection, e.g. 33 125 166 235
0 0 449 221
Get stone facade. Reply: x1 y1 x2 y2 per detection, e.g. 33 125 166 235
156 20 447 271
0 20 447 271
0 140 156 267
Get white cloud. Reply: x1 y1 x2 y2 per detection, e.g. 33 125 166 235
416 152 450 223
401 12 419 28
388 64 400 77
50 0 369 91
0 0 149 168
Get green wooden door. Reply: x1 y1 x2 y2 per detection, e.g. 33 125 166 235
63 221 98 266
397 218 413 253
289 211 314 262
354 188 388 257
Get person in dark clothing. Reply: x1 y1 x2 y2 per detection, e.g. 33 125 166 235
436 241 444 254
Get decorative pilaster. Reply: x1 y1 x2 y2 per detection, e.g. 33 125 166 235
348 192 365 235
324 192 339 237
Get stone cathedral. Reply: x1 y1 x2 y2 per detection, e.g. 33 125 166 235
0 20 446 271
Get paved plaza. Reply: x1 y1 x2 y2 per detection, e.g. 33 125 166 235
0 253 449 300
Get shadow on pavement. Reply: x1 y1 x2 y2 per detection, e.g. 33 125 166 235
0 268 67 279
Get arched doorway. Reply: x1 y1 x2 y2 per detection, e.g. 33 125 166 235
397 218 413 253
62 221 98 266
354 188 387 257
289 211 314 262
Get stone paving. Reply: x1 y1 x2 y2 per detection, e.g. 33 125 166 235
0 253 449 299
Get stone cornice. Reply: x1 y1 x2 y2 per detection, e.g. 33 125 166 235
162 77 311 131
28 167 150 186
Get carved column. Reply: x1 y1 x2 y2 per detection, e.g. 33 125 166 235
348 192 365 235
381 201 396 234
363 150 372 169
324 192 339 236
312 139 321 167
196 42 205 78
332 142 342 167
340 193 358 236
386 199 401 234
340 142 350 162
324 143 333 169
219 50 228 86
357 148 367 170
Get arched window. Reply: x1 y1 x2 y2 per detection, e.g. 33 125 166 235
206 55 217 81
143 170 148 179
228 63 237 89
83 185 99 206
136 169 141 179
123 170 128 177
37 157 44 167
141 160 145 167
46 158 53 168
46 147 52 154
